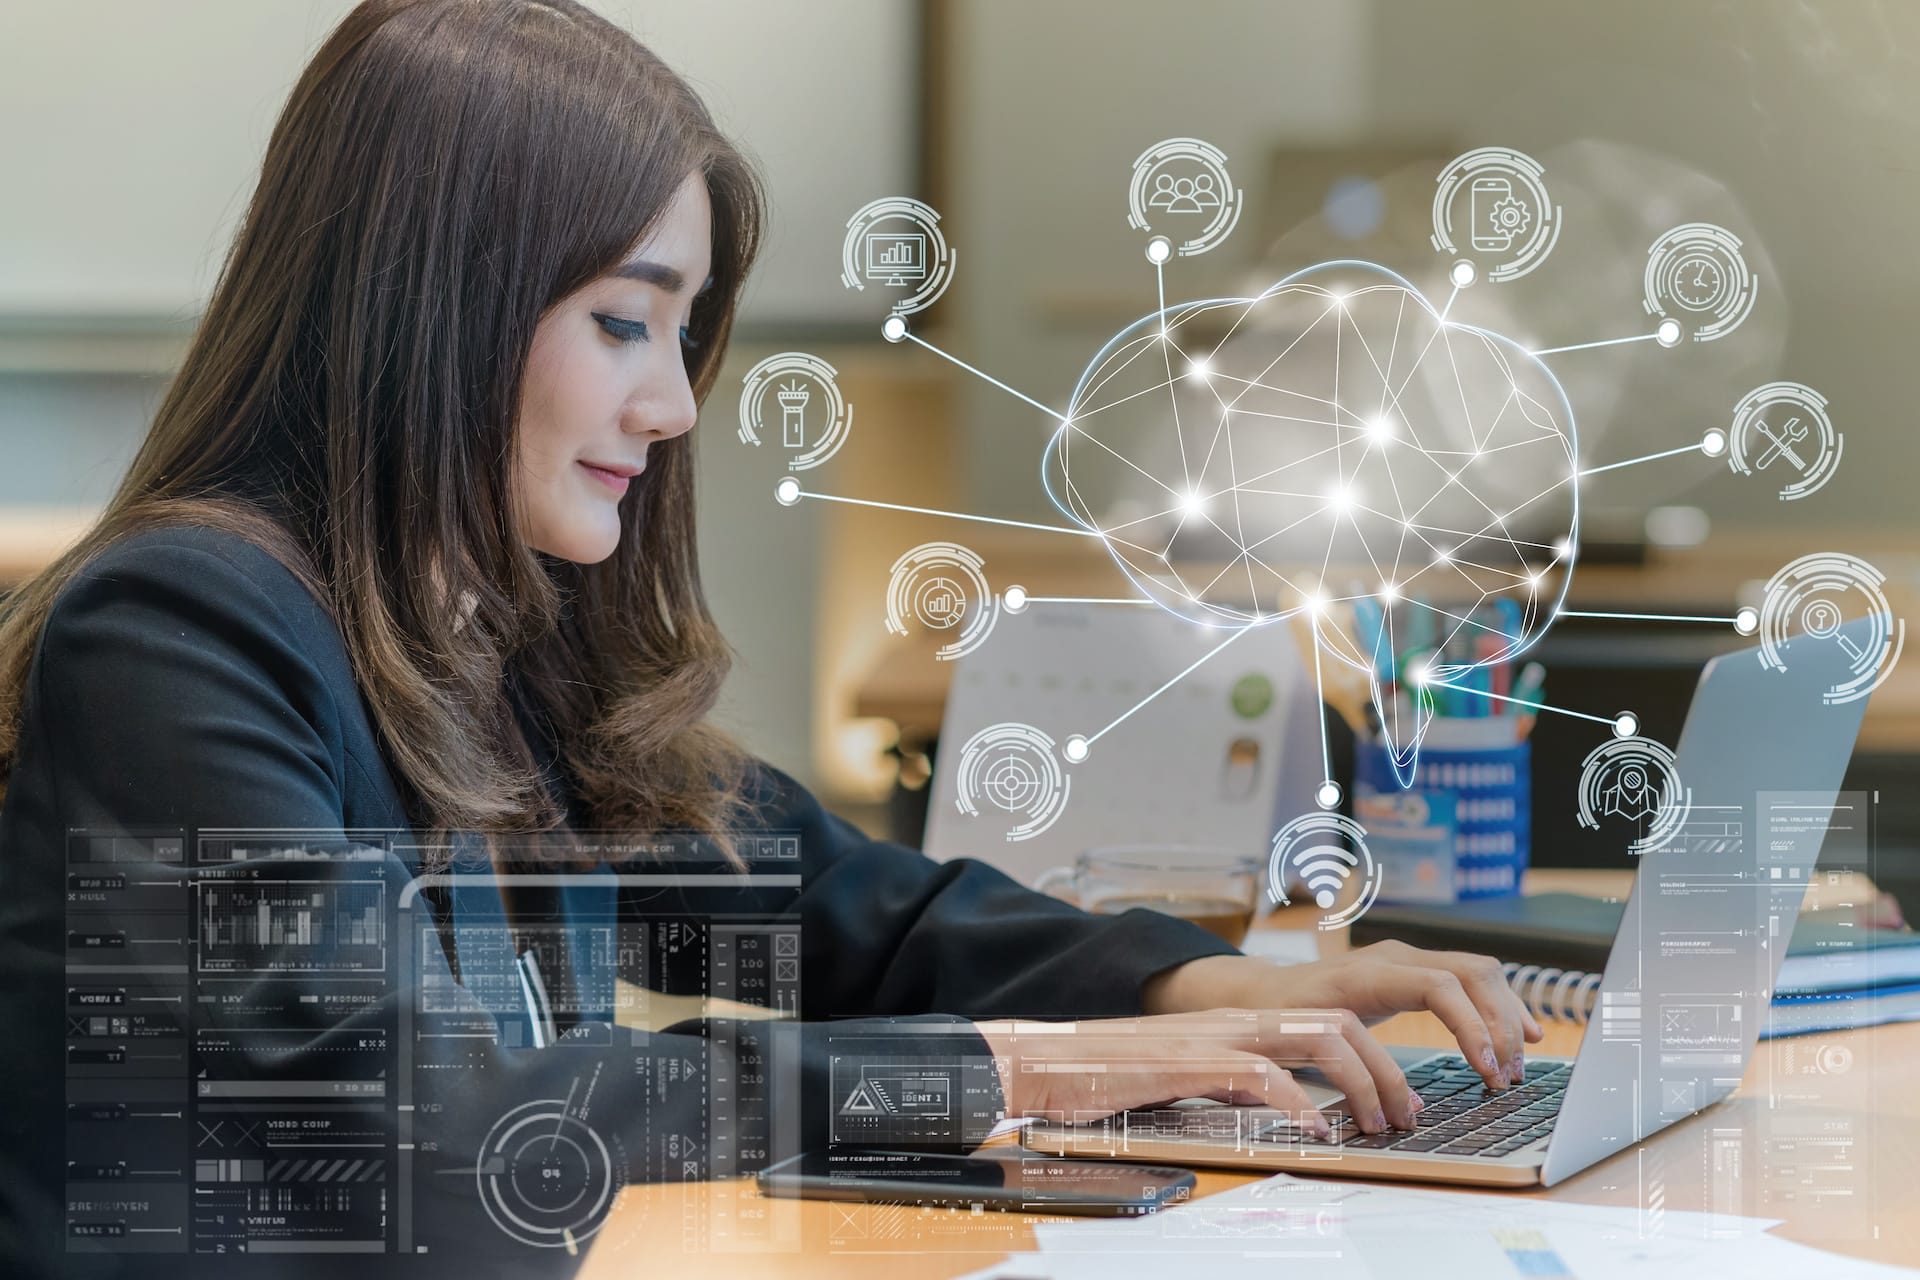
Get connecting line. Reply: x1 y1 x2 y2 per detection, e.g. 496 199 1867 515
1085 624 1254 746
1577 442 1704 478
1309 623 1332 784
1024 596 1156 605
1561 610 1742 625
1424 679 1617 727
1531 332 1663 357
1438 282 1461 324
793 490 1105 539
901 331 1069 424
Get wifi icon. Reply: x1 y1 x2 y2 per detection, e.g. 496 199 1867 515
1267 811 1381 930
1291 845 1359 910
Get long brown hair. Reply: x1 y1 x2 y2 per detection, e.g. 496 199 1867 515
0 0 764 852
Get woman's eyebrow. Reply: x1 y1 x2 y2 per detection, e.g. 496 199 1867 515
612 258 686 292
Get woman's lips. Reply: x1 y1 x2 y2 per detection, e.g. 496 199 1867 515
578 460 640 494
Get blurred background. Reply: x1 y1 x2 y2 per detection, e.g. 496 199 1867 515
1 0 1915 901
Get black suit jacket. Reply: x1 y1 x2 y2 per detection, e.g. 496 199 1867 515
0 526 1235 1277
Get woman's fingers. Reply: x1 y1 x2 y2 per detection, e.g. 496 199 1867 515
1267 1013 1405 1128
1330 1010 1419 1129
1171 1051 1330 1138
1427 951 1532 1082
1388 968 1506 1089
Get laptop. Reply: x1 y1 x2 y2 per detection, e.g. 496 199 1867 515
1022 619 1878 1188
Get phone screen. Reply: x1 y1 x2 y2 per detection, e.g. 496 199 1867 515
760 1148 1193 1211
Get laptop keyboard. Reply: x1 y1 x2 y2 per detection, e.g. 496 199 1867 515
1276 1054 1571 1158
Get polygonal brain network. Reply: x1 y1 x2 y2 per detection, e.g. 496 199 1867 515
1044 262 1579 764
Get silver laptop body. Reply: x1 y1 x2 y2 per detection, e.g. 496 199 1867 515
1023 620 1876 1188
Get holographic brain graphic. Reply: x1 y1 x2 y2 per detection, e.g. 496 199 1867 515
1044 261 1579 774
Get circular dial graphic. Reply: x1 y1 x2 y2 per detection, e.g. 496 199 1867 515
477 1097 624 1250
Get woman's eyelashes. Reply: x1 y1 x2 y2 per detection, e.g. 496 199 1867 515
592 312 701 357
593 312 649 344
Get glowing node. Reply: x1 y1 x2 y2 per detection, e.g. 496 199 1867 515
774 477 803 506
1145 235 1173 265
1613 712 1639 739
1179 489 1207 519
1368 416 1396 442
1316 780 1343 810
1450 259 1477 288
880 315 908 343
1003 585 1029 614
1326 485 1352 514
1656 318 1684 348
1186 357 1211 381
1379 582 1400 603
1553 538 1574 560
1733 605 1759 636
1433 547 1453 566
1700 427 1728 458
1063 735 1090 764
1303 591 1326 617
1328 290 1348 306
1527 571 1544 589
1408 663 1431 688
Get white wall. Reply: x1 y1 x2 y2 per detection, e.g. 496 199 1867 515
0 0 915 326
941 0 1375 522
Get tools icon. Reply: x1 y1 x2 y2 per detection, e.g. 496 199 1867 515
1728 382 1840 500
1753 415 1806 471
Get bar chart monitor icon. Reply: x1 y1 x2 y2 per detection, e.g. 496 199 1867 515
866 232 927 284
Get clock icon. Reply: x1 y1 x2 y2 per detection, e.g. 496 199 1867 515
1671 253 1725 311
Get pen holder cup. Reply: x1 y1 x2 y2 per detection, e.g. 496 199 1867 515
1353 722 1530 903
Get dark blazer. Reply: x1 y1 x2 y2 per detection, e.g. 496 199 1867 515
0 526 1235 1277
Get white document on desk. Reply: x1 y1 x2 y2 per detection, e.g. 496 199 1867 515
1025 1173 1829 1280
923 604 1321 887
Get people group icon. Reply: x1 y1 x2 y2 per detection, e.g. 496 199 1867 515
1148 168 1223 215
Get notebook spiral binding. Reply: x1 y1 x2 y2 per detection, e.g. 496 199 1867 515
1504 963 1604 1023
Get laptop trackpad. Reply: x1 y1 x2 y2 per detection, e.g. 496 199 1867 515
1166 1044 1443 1111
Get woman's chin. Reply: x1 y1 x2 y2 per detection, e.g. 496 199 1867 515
531 519 622 565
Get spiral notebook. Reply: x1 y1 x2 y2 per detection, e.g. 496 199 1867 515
1349 892 1920 1037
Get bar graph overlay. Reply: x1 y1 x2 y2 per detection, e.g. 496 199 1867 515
195 881 386 974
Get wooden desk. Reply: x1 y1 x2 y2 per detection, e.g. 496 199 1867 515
580 870 1918 1276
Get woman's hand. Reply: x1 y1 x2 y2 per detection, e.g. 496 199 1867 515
973 1006 1419 1139
1141 941 1546 1090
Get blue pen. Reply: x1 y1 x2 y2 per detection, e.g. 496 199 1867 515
1510 661 1546 711
1353 596 1389 682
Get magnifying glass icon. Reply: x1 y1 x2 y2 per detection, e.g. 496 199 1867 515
1801 597 1865 663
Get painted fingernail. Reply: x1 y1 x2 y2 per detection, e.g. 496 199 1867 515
1512 1054 1525 1082
1408 1090 1426 1113
1372 1108 1388 1133
1482 1047 1503 1081
1309 1112 1332 1140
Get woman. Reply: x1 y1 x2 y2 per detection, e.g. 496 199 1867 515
0 2 1538 1274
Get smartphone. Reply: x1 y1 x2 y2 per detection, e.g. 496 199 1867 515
1470 175 1514 251
757 1148 1195 1217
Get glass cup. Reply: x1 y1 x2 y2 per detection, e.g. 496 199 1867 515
1034 846 1262 947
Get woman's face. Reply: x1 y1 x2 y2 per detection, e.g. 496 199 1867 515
515 173 713 564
